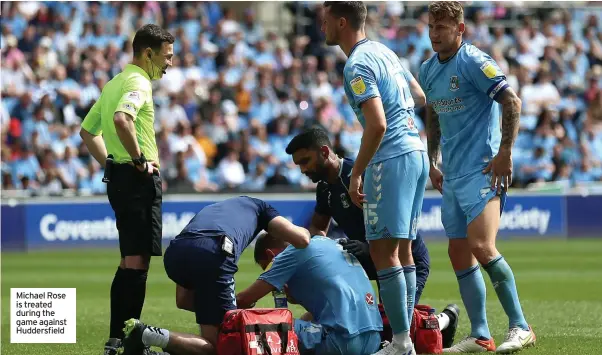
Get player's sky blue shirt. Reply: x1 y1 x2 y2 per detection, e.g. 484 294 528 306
178 196 279 261
419 43 508 179
259 236 383 337
343 39 425 165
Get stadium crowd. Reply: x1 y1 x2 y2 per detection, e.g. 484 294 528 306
1 1 601 196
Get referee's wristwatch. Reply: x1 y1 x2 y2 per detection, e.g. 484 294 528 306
133 153 148 171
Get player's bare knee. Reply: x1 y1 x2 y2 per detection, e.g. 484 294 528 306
398 239 414 266
468 239 498 265
123 255 150 270
369 239 399 270
447 243 460 262
448 239 476 271
447 239 468 258
473 249 499 266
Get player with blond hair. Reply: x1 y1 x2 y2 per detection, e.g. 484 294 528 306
420 1 536 353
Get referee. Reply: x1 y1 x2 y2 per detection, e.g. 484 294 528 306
79 24 174 355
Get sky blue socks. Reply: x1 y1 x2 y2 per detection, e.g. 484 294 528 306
403 265 417 323
378 266 410 334
483 255 529 331
456 264 491 339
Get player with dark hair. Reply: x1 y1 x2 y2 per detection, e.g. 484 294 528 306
237 232 383 355
79 23 174 355
286 127 460 349
118 196 310 355
322 2 429 354
420 1 535 353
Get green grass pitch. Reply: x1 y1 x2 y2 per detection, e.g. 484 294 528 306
2 239 601 355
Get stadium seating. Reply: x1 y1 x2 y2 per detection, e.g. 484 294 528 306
1 1 601 196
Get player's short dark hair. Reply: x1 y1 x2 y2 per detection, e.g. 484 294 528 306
254 232 286 265
428 1 464 23
132 24 175 57
285 128 332 155
323 1 367 30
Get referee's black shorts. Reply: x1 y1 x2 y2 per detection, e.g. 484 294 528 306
107 163 163 258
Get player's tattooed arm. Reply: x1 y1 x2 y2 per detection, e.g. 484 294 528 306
495 87 522 151
425 104 441 166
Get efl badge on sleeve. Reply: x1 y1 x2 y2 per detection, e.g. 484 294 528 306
127 91 140 101
123 90 143 105
449 76 460 91
350 76 366 95
480 61 498 79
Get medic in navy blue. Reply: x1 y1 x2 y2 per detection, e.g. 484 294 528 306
177 196 280 261
163 196 281 326
313 157 430 304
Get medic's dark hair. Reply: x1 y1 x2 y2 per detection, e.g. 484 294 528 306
285 127 332 155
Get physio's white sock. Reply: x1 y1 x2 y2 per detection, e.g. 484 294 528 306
142 326 170 349
437 312 450 330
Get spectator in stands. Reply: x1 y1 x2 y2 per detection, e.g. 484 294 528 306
79 160 106 195
217 149 245 189
2 1 601 195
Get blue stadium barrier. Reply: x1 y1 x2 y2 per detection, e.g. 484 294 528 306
1 191 600 251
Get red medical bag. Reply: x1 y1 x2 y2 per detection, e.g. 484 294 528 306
217 308 300 355
379 304 443 354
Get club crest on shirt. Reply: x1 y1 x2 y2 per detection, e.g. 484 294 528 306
480 187 490 199
449 76 460 91
350 76 366 95
340 193 350 208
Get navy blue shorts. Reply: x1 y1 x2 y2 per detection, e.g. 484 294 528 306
163 235 238 325
411 232 431 305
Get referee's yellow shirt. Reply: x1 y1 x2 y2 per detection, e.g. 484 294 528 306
81 64 159 167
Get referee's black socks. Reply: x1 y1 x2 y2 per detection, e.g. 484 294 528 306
109 267 148 339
